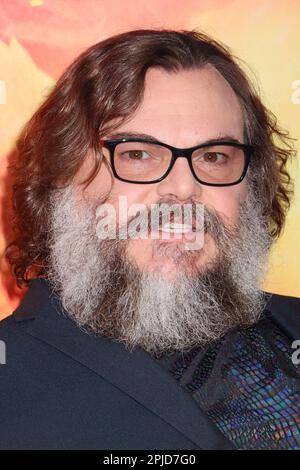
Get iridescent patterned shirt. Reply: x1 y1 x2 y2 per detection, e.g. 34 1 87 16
155 315 300 449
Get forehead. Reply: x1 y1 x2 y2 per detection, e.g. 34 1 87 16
115 65 244 146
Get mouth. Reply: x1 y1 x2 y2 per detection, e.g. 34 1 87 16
125 209 205 241
159 222 196 234
147 222 204 244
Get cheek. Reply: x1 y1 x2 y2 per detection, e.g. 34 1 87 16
202 182 247 224
110 181 149 204
104 180 154 225
75 154 113 200
77 155 148 204
78 156 155 225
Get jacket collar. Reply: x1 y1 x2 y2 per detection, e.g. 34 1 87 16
13 278 234 450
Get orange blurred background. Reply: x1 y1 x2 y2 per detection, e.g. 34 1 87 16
1 0 299 319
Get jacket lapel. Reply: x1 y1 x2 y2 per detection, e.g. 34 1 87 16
13 278 234 450
265 292 300 342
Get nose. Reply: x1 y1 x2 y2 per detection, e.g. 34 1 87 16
157 156 200 201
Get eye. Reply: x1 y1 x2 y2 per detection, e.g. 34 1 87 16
202 152 228 163
121 150 151 160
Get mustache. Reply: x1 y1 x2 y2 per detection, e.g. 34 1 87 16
92 195 239 244
122 197 235 241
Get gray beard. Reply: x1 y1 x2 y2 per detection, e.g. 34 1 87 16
45 184 272 356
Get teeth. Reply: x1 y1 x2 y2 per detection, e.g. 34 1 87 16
160 223 193 233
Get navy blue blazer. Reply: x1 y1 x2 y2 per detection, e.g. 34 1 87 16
0 278 299 450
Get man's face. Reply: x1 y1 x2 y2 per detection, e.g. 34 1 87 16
76 65 247 277
47 65 270 355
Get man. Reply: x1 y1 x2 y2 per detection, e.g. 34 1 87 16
0 29 299 450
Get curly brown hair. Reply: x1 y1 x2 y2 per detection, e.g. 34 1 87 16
4 29 296 288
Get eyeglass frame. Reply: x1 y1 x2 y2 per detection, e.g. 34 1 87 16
100 137 255 187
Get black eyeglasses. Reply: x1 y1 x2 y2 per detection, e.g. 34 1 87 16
100 137 255 186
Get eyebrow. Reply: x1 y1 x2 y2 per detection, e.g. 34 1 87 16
105 131 244 146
